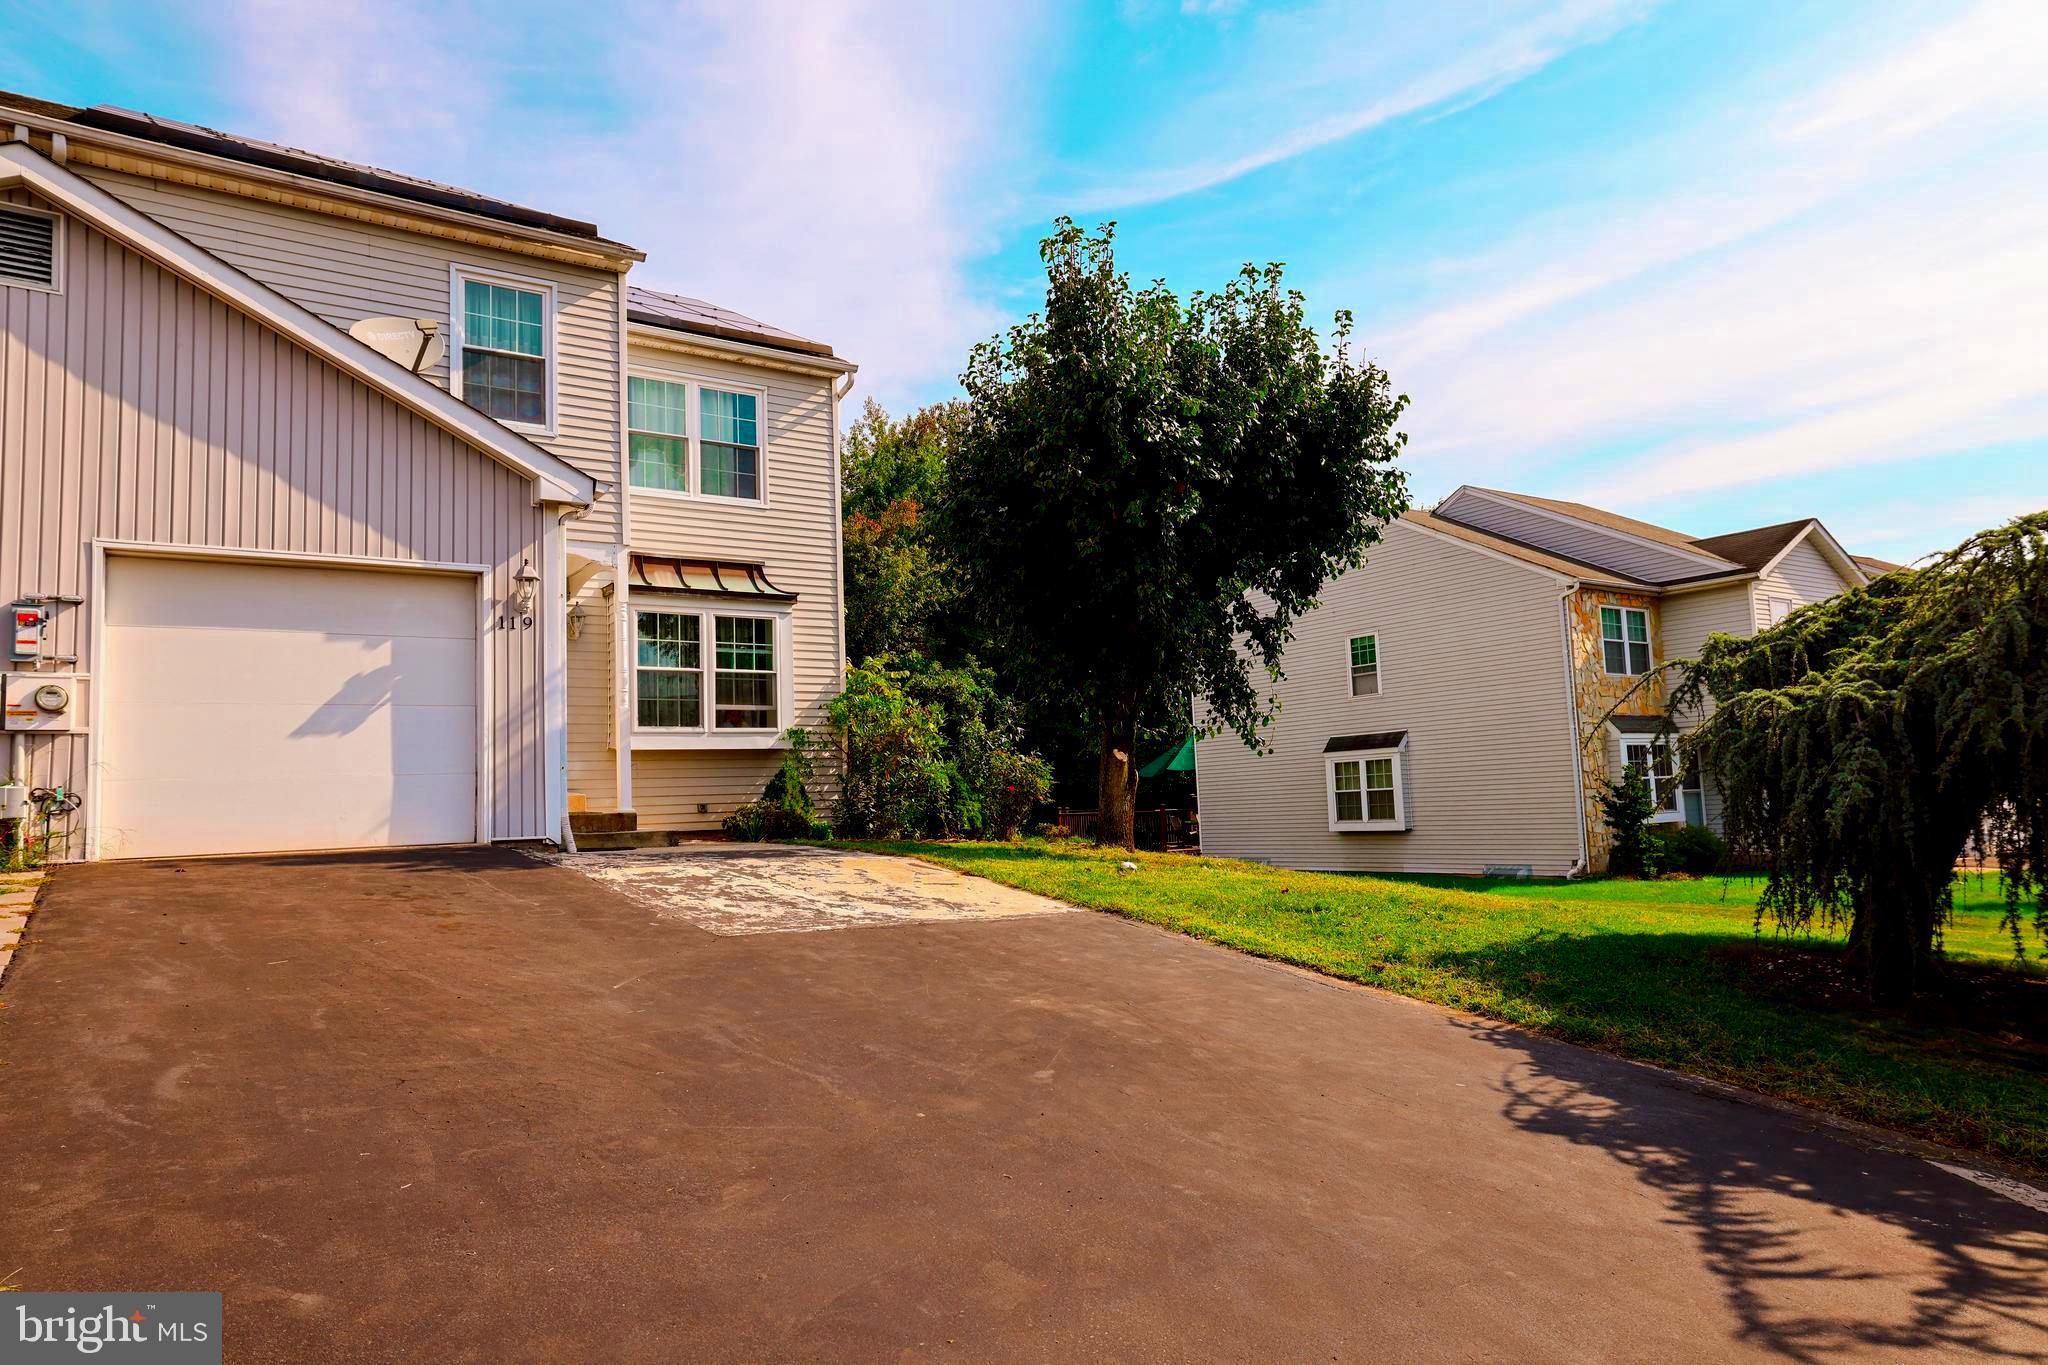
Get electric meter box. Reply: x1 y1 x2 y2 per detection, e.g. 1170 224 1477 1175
2 672 87 732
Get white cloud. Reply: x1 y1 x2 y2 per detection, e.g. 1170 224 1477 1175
1373 0 2048 505
209 0 1043 408
1065 0 1656 210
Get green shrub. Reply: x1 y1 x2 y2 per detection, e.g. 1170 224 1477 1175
724 727 825 842
1596 763 1666 876
827 656 1051 839
1647 821 1730 876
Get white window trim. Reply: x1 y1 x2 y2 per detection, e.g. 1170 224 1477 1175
1325 744 1407 833
1346 632 1384 698
0 202 63 295
1600 605 1653 677
626 369 769 507
628 597 793 749
1620 735 1687 824
449 263 558 438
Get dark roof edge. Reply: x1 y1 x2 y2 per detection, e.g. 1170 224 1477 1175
1324 731 1409 754
627 307 837 361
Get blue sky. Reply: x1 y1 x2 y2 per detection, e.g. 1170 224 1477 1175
4 0 2041 562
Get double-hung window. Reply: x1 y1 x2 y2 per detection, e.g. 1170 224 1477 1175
1600 606 1652 675
636 612 702 728
1326 745 1406 832
634 608 781 735
1348 634 1380 696
456 273 550 429
626 373 766 503
700 387 761 500
629 377 689 492
1622 738 1688 822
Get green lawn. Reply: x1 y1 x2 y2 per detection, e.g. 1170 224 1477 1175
842 840 2048 1172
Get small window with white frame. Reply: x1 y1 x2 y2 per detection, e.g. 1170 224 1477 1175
1600 605 1652 675
1622 737 1684 822
626 372 767 504
1348 634 1380 696
1765 596 1793 625
1326 745 1406 832
454 268 553 430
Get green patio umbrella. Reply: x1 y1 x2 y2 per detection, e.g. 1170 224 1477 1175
1137 733 1197 780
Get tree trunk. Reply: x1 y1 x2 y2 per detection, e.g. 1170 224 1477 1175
1095 701 1140 851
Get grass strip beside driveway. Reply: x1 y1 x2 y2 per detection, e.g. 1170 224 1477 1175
841 840 2047 1174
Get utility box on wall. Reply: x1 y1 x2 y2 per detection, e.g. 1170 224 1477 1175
10 602 45 662
2 673 87 732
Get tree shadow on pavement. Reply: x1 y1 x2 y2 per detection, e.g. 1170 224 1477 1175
1454 1015 2048 1361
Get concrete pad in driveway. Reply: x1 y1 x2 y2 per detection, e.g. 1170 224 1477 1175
542 843 1075 934
0 847 2043 1362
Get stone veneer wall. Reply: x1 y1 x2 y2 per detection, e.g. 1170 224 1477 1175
1568 588 1666 871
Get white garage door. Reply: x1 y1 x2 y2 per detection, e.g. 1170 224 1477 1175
98 556 479 859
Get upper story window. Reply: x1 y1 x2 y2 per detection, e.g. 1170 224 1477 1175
700 388 761 500
454 270 552 432
1600 606 1651 675
628 377 689 492
1765 596 1793 625
1348 634 1380 696
0 205 61 293
627 372 768 503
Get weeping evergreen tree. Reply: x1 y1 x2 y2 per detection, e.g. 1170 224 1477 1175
1669 512 2048 1004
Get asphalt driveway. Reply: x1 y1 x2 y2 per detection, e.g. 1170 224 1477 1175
1 847 2042 1362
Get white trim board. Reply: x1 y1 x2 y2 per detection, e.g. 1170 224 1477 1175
0 140 595 507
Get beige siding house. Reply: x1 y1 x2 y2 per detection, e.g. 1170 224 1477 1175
1196 486 1891 876
0 91 850 859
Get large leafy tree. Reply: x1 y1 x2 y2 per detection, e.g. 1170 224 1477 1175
839 399 968 664
949 219 1410 847
1669 512 2048 1003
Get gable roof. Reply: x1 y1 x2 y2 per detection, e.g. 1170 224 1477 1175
0 139 594 505
1688 518 1814 571
1462 487 1714 554
1397 510 1651 588
1853 554 1905 576
627 286 837 361
1 89 638 256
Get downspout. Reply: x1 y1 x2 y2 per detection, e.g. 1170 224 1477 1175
1558 580 1590 879
555 502 587 855
829 370 856 688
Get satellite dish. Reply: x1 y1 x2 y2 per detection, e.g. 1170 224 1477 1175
349 316 444 373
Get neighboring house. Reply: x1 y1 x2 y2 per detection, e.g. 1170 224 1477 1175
0 92 851 860
1195 485 1890 876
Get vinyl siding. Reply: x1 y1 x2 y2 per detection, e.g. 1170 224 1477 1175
1195 519 1583 876
70 164 625 540
565 558 618 810
0 193 553 850
1752 536 1849 628
1657 582 1755 832
1435 489 1724 584
617 342 843 828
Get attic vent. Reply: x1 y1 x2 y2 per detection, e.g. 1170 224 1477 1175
0 207 59 290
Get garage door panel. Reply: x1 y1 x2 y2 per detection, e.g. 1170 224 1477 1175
101 556 481 858
105 701 476 781
107 557 477 637
97 772 477 860
100 629 476 708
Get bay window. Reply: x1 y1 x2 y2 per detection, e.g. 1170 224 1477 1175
1325 739 1407 832
633 607 782 737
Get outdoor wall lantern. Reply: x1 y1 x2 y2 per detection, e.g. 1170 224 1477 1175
512 560 541 617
